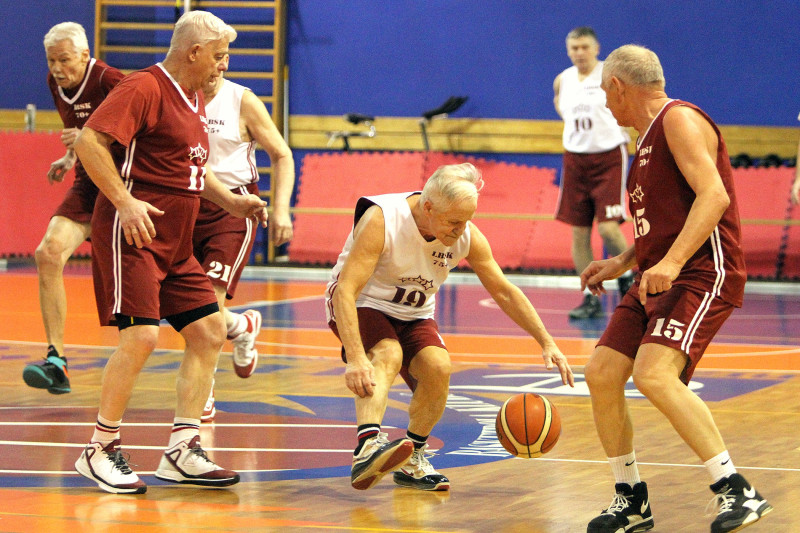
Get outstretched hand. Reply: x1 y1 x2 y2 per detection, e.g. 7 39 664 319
541 343 574 387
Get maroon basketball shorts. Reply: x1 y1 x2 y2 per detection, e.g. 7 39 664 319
597 283 735 383
193 183 259 299
91 187 217 326
328 307 447 391
53 175 99 224
555 145 628 227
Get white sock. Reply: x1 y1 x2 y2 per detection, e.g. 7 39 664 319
168 417 200 448
705 450 736 483
226 312 246 339
92 414 121 445
609 451 641 486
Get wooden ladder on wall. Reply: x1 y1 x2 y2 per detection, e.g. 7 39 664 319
94 0 287 263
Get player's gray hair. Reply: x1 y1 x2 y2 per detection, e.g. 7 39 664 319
43 22 89 52
168 10 237 54
603 44 665 88
420 163 484 209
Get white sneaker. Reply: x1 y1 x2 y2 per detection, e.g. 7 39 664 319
201 382 216 423
231 309 261 378
75 439 147 494
393 445 451 491
154 435 239 487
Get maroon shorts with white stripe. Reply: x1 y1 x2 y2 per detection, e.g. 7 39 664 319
597 283 734 383
555 145 628 227
328 307 447 391
193 182 259 299
91 186 217 326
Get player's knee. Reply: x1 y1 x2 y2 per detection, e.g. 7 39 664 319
584 353 623 391
34 238 66 269
631 367 662 398
597 221 622 242
369 341 403 375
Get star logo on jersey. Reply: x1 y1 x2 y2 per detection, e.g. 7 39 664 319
188 144 208 165
630 185 644 204
399 275 434 290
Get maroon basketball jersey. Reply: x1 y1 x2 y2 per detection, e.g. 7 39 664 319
47 58 124 182
85 63 210 196
628 100 746 307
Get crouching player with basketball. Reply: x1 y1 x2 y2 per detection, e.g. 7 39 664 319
581 45 771 532
324 163 574 491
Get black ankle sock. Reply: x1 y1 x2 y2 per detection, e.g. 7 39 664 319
406 430 428 450
354 424 380 455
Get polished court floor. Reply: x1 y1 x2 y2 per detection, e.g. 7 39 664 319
1 262 798 532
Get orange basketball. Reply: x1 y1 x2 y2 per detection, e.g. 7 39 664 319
495 392 561 458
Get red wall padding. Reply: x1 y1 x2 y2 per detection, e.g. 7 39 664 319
292 152 799 278
0 132 91 258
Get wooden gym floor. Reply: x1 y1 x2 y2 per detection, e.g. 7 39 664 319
1 262 799 532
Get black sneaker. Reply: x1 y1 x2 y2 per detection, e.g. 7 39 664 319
708 473 772 533
569 294 603 319
617 274 634 297
587 482 654 533
22 345 70 394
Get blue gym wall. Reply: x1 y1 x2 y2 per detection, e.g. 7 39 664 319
2 1 798 126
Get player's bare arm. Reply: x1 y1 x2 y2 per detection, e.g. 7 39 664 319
241 89 295 245
638 106 730 304
581 245 637 294
332 206 385 398
552 74 562 118
467 223 574 386
73 127 163 248
201 166 268 227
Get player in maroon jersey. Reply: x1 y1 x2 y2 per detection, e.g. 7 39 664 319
578 45 771 533
71 11 267 495
22 22 124 395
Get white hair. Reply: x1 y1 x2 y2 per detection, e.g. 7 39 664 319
168 10 237 54
43 22 89 52
420 163 484 208
603 44 666 88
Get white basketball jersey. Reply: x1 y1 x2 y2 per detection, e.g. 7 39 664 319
205 79 258 187
325 192 471 322
558 62 629 153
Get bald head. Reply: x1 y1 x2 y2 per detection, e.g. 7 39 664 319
603 44 665 89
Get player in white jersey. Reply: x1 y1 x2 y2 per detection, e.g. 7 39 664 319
325 163 574 491
553 26 633 319
195 68 295 421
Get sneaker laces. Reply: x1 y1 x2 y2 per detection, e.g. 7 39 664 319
410 445 438 476
604 492 632 514
705 487 736 517
188 443 217 467
106 449 136 475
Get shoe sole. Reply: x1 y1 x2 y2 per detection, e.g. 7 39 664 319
351 440 414 490
587 517 653 533
23 366 71 394
74 458 147 494
154 471 240 487
393 473 451 491
722 503 773 533
233 351 258 378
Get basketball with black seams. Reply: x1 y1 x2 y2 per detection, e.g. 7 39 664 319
495 392 561 458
